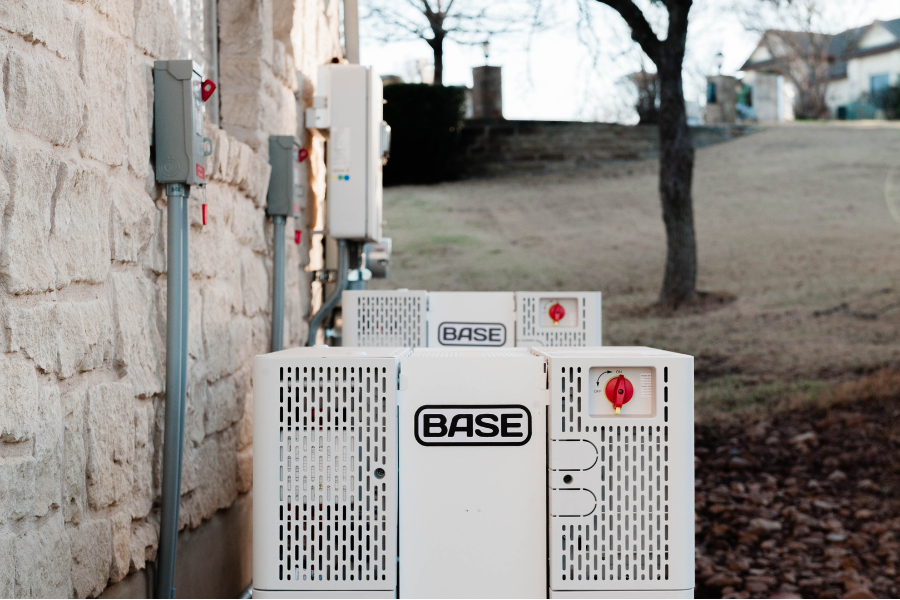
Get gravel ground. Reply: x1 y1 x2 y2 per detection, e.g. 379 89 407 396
695 373 900 599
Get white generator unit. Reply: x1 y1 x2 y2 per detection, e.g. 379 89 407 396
343 290 602 348
253 346 694 598
306 64 387 242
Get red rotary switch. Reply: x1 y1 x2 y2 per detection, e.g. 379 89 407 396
604 375 634 414
548 302 566 325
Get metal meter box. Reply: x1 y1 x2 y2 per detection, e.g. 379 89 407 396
306 64 384 242
364 238 392 278
533 347 694 598
342 290 602 348
252 346 409 598
398 349 548 598
267 136 305 218
154 60 207 186
427 291 517 348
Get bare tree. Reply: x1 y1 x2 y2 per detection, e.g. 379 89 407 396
590 0 698 306
362 0 543 86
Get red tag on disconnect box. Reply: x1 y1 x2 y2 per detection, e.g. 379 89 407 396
196 164 205 180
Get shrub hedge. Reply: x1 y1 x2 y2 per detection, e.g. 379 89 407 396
382 83 466 186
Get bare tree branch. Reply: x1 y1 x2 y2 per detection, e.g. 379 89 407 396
593 0 662 64
362 0 548 85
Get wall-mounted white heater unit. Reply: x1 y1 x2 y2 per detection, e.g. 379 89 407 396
253 346 693 598
306 64 386 242
342 290 602 348
253 346 409 599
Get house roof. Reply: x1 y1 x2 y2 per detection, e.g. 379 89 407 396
740 17 900 79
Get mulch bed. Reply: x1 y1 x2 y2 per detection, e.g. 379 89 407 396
695 397 900 599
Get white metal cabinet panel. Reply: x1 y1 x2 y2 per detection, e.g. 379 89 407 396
398 349 548 598
323 65 382 242
517 292 602 347
253 347 409 596
342 289 427 347
427 291 517 348
533 347 694 598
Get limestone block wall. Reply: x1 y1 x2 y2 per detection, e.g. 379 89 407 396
0 0 339 597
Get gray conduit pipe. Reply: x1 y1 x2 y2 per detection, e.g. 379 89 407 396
271 216 286 352
176 192 189 505
307 239 349 346
157 184 190 599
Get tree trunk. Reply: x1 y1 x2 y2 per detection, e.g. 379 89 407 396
656 51 696 306
429 33 444 86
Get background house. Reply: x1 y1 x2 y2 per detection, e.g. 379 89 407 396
741 18 900 120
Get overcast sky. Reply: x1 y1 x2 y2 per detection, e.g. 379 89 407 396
359 0 900 122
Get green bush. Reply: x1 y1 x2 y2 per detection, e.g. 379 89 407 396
382 84 466 186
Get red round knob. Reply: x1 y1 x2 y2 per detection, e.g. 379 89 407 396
548 302 566 324
604 375 634 414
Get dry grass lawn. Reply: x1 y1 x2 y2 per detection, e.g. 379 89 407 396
372 122 900 417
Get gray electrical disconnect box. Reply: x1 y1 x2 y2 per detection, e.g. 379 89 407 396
154 60 208 186
266 136 304 218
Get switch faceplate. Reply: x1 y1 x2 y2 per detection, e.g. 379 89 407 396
589 367 655 417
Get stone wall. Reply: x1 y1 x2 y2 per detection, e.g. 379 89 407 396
0 0 339 597
455 119 756 178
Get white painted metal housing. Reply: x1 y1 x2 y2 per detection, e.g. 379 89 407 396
252 345 693 599
398 348 548 598
252 346 409 598
342 290 427 348
516 292 602 347
307 64 384 242
532 347 694 598
426 291 517 348
341 290 601 348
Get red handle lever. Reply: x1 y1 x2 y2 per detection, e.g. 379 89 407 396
548 302 566 325
201 79 216 102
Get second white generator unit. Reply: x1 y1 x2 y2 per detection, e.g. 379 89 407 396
253 345 694 598
342 290 602 348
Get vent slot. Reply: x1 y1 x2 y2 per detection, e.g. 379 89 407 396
277 363 394 589
552 365 669 588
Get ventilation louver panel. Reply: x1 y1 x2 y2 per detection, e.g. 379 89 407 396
254 351 402 593
539 350 693 593
343 290 427 348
